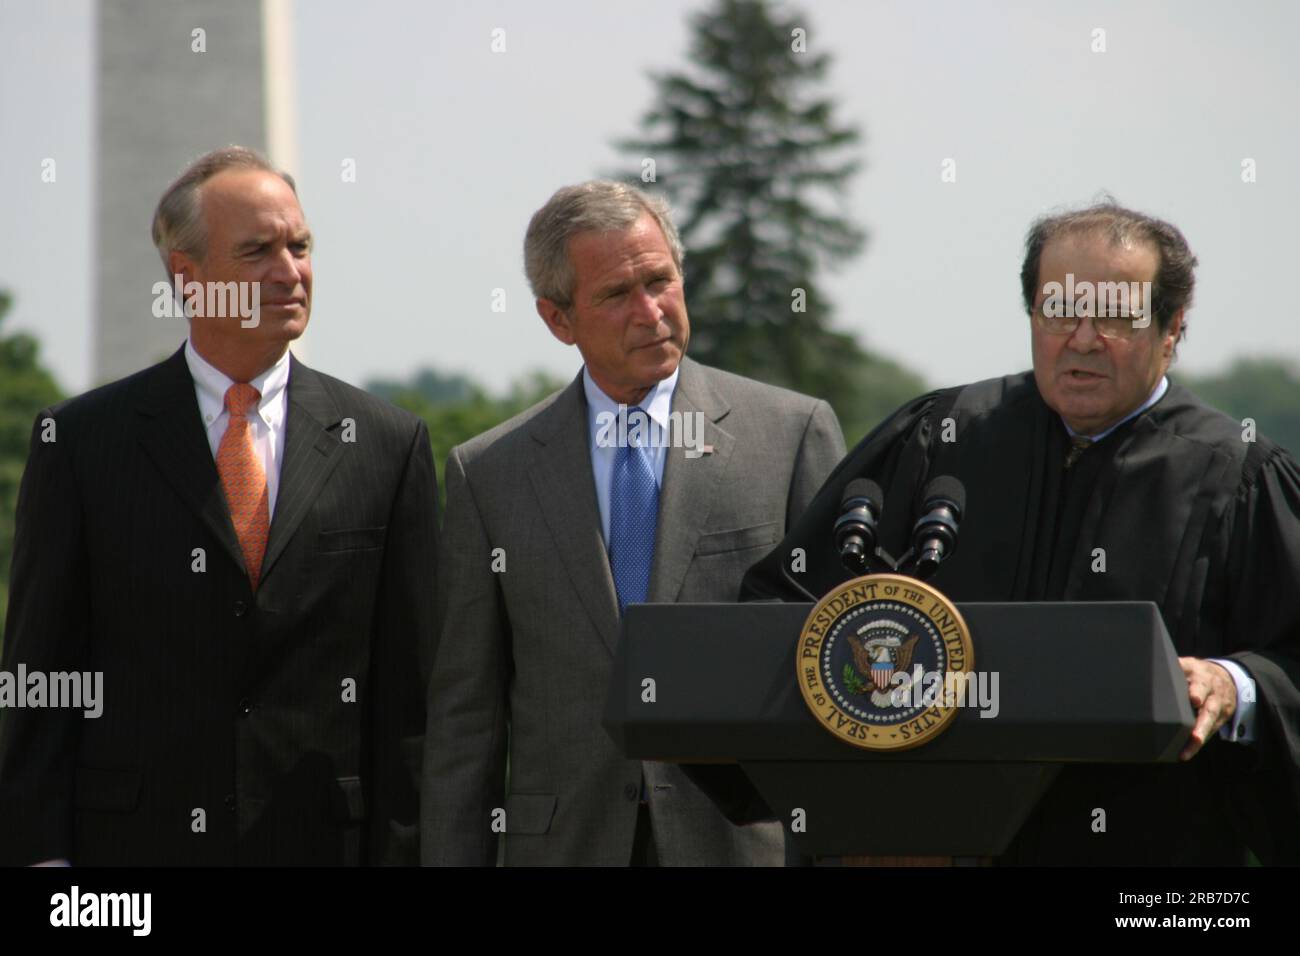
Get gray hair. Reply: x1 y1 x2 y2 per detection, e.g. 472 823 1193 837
1019 199 1197 348
151 145 297 276
524 181 684 308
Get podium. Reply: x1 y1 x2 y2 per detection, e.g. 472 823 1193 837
602 601 1194 858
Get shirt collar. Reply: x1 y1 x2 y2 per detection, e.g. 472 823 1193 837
185 336 292 421
582 365 679 431
1062 375 1168 442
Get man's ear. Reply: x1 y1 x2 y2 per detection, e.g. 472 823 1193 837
1163 308 1185 360
536 298 576 346
167 249 200 317
167 249 198 287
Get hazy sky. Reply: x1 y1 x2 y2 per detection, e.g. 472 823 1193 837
2 0 1298 398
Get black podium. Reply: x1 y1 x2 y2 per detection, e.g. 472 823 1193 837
603 601 1194 857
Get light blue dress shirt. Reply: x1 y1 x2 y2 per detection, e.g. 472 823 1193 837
584 365 679 546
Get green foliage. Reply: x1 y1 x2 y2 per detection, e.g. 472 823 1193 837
843 662 867 696
1177 358 1300 457
0 291 65 629
367 367 475 407
365 369 569 508
614 0 926 440
834 349 929 448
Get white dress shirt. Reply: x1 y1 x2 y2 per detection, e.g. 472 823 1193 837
1060 374 1256 744
584 365 679 546
184 337 291 517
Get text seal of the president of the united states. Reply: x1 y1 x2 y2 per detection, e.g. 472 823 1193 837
797 573 975 751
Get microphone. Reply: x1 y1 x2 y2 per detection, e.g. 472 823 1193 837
834 478 884 575
909 476 965 580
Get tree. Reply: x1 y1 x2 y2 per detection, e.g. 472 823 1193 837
365 368 567 508
615 0 925 439
1179 358 1300 456
367 367 476 407
0 291 65 631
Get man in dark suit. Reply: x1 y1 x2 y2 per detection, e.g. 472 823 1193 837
421 181 845 866
0 146 438 865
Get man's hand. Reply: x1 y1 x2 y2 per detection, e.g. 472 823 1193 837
1178 657 1238 760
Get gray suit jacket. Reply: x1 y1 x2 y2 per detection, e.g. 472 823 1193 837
421 357 844 866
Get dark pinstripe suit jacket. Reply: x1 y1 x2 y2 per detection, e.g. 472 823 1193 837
0 346 438 865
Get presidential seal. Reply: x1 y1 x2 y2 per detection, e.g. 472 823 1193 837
797 573 974 751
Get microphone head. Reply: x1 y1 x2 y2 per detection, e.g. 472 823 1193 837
835 478 883 575
841 478 884 516
920 475 965 518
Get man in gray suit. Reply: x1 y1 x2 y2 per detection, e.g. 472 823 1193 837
421 181 845 866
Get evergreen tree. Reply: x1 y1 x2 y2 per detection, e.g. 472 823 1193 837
0 291 64 631
615 0 924 438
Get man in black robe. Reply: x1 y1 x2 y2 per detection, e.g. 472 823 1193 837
742 202 1300 865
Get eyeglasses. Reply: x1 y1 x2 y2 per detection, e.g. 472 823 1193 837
1033 307 1153 340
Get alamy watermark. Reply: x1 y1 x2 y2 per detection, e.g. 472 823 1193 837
0 665 102 719
881 666 1000 719
1041 274 1152 326
595 406 709 459
50 886 150 935
151 275 261 328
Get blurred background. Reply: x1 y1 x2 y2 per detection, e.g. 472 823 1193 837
2 0 1299 621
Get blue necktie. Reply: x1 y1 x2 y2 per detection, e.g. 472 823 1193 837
608 407 659 614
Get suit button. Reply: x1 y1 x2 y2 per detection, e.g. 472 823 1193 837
224 794 236 813
233 601 247 617
239 699 254 716
624 783 639 801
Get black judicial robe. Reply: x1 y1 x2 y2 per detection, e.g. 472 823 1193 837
740 371 1300 865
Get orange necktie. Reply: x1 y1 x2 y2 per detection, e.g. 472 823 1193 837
216 383 270 590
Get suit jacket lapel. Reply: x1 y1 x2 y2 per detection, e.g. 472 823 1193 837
136 347 248 577
259 355 347 584
648 358 735 604
527 374 622 655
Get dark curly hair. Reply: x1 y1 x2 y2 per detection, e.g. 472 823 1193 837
1020 200 1198 349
